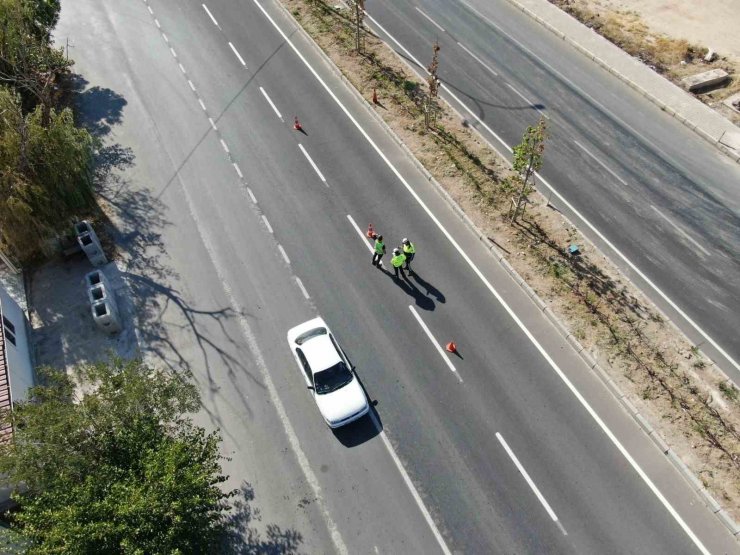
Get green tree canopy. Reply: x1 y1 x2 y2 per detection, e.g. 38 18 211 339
0 359 234 554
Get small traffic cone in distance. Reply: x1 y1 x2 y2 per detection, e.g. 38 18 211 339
293 116 302 131
445 341 457 354
372 88 379 105
366 223 377 239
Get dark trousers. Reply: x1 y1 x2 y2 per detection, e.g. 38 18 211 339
372 253 383 266
393 265 405 278
404 253 414 269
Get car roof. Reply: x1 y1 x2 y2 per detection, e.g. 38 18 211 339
302 333 341 373
288 317 342 373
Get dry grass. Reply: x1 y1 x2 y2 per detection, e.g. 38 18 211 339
550 0 740 124
282 0 740 516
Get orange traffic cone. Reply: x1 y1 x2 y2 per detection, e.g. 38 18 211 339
372 88 379 105
293 116 302 131
366 223 377 239
445 342 457 354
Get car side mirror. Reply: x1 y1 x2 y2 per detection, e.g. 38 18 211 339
307 385 314 391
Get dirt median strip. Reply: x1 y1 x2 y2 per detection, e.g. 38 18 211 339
279 0 740 523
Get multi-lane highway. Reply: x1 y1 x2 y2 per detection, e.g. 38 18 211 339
363 0 740 382
57 0 739 553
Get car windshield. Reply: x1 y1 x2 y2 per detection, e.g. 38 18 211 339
313 362 353 394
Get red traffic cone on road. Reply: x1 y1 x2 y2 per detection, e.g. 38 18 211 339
293 116 302 131
445 342 457 354
372 88 379 105
366 223 377 239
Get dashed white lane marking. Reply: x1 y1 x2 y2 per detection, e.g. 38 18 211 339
179 63 186 73
506 83 549 119
651 205 710 256
188 80 196 91
198 98 207 111
234 163 244 179
147 5 153 14
170 47 177 58
229 41 247 67
278 244 291 265
247 187 257 204
368 409 452 555
456 41 498 76
260 86 284 121
202 3 219 26
162 33 169 44
208 117 217 131
369 5 740 380
261 215 273 234
573 140 628 187
415 6 446 33
298 144 327 185
154 18 161 28
220 139 230 154
347 215 372 253
295 276 310 299
496 433 567 536
174 170 348 555
408 306 463 383
255 4 710 552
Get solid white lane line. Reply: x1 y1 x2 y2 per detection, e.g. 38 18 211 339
408 306 462 383
456 42 498 76
202 3 219 26
198 98 207 111
188 80 196 91
347 215 373 252
506 83 549 119
260 86 284 121
162 33 169 43
415 7 446 33
651 205 710 256
261 215 273 234
247 187 257 204
175 172 348 555
299 144 327 184
496 433 566 535
220 139 230 154
234 163 244 179
368 7 739 379
573 140 628 187
179 63 186 73
295 276 310 299
154 18 161 28
253 5 711 552
170 47 177 58
208 117 217 131
278 244 291 265
229 42 247 67
368 408 452 555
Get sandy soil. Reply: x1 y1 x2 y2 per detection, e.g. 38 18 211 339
598 0 740 61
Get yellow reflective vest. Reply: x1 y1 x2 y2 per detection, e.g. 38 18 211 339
391 253 406 267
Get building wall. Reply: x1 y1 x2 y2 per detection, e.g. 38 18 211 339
0 286 34 403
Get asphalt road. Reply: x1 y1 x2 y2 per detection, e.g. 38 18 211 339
363 0 740 382
56 0 739 553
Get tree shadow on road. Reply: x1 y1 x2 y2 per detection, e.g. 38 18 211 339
221 483 304 554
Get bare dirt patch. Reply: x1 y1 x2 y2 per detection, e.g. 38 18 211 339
549 0 740 124
282 0 740 517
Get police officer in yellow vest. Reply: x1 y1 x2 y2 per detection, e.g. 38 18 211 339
402 238 415 271
372 235 386 267
391 248 407 279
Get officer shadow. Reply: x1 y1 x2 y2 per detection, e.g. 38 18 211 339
383 268 435 311
408 269 445 303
